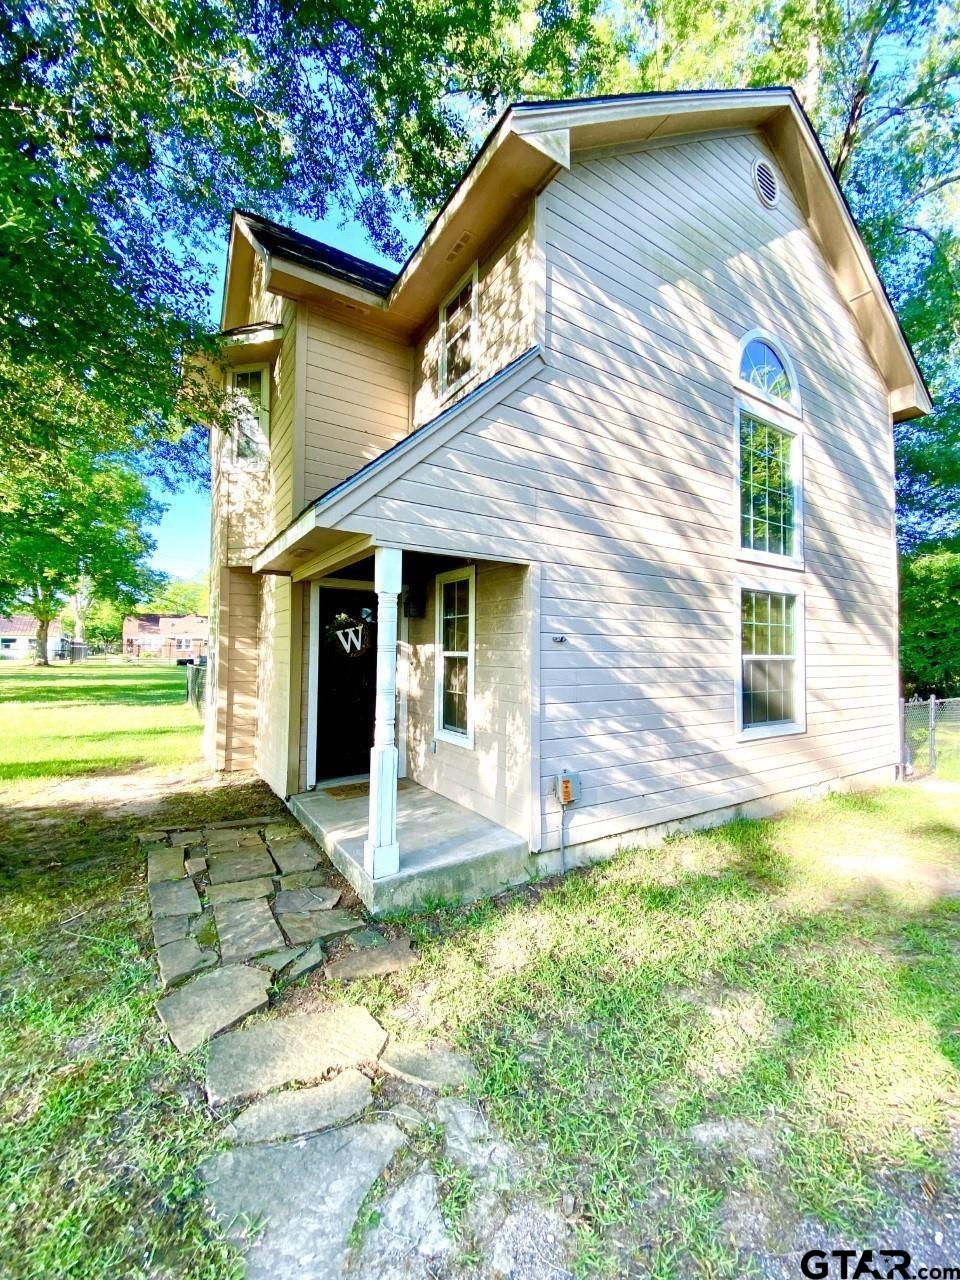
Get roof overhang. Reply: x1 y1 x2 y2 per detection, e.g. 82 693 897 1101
223 88 930 420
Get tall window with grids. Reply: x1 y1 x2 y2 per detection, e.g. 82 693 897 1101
435 567 474 744
739 414 796 558
740 589 803 732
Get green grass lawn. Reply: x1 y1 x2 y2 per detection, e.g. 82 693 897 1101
1 661 959 1278
0 661 285 1280
354 787 960 1277
0 662 202 785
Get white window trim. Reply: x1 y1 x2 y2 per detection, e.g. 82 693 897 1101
734 575 807 742
438 263 479 402
434 565 475 750
734 395 805 571
735 329 803 420
226 362 270 469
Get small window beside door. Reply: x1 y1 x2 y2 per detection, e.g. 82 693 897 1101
227 364 270 467
435 566 475 747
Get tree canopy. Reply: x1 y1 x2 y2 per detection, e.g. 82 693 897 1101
900 541 960 696
0 456 161 662
1 0 956 545
0 0 615 489
140 575 210 619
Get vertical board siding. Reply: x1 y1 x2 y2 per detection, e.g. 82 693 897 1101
405 562 531 836
352 128 898 851
254 574 294 795
413 208 537 427
269 300 298 530
302 311 412 505
212 567 260 771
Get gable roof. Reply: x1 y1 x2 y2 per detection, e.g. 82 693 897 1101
223 87 930 422
234 212 397 297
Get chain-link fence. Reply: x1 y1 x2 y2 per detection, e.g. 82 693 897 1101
902 695 960 780
186 662 206 715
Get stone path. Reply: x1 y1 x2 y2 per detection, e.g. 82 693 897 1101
143 818 573 1277
141 818 414 1053
198 1011 571 1280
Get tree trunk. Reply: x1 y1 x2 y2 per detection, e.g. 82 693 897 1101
35 616 50 666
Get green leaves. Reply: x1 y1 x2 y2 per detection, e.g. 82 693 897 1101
0 451 162 629
900 541 960 696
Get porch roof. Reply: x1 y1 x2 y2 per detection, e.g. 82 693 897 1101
251 346 544 577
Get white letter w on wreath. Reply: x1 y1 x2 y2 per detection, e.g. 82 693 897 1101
336 625 364 654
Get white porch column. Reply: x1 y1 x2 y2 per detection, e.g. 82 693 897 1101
363 546 402 878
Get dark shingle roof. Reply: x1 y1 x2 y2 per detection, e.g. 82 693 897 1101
236 211 398 297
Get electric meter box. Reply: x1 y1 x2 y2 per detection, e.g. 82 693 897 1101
555 770 581 806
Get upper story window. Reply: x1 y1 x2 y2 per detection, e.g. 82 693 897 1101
737 332 801 416
740 414 798 559
735 332 803 567
439 265 478 398
227 364 270 467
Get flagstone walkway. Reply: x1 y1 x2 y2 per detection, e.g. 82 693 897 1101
140 818 573 1279
140 817 414 1052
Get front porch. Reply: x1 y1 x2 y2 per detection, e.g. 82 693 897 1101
288 777 531 915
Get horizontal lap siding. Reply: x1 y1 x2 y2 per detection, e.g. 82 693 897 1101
405 563 530 836
302 312 411 505
355 128 897 851
536 132 897 846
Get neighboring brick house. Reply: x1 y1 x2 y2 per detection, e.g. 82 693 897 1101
0 616 61 660
123 614 209 659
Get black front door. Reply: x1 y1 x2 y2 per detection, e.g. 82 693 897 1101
316 588 378 780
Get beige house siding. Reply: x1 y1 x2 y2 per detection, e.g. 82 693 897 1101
269 299 299 531
249 253 284 327
412 206 537 427
405 562 531 837
207 566 259 771
302 311 412 505
254 574 303 796
351 128 898 851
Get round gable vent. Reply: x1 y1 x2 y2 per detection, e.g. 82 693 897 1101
753 158 780 207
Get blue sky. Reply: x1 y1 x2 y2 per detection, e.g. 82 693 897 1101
148 207 420 579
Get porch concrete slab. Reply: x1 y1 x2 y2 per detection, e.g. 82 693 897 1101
288 782 531 915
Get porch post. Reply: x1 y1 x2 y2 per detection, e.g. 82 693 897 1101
364 546 402 878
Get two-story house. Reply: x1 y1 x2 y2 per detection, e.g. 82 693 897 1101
205 88 929 913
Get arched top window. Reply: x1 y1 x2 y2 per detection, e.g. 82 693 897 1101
737 332 801 415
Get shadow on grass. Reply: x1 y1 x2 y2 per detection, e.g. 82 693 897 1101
422 803 960 1275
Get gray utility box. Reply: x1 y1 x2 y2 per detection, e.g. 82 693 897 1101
554 770 582 806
